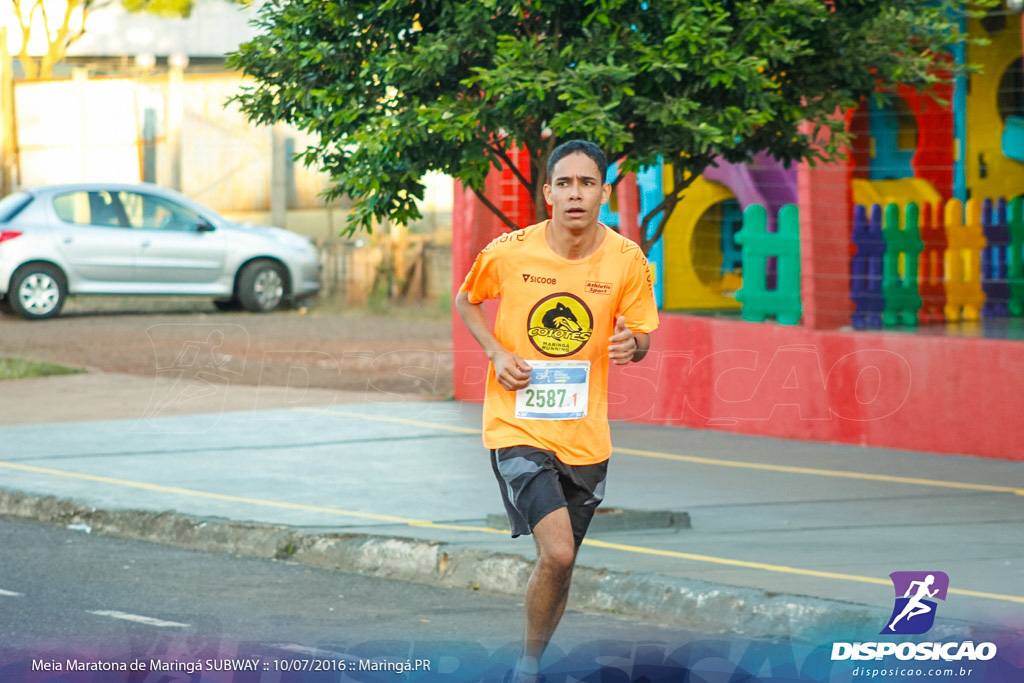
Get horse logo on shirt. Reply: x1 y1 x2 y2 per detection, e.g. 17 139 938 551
543 302 583 332
528 293 593 357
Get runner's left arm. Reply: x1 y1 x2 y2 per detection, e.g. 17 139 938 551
608 315 651 365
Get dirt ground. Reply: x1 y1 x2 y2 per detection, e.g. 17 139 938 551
0 296 456 397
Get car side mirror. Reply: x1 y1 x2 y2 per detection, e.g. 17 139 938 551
197 219 215 232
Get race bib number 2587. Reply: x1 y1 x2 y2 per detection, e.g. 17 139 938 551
515 360 590 420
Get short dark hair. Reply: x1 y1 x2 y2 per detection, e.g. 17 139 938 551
546 140 608 184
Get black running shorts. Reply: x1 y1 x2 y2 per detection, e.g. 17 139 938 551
490 445 608 546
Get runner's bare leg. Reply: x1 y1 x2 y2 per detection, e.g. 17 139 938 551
515 507 578 679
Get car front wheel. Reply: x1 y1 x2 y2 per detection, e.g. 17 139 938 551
237 259 287 312
8 263 66 320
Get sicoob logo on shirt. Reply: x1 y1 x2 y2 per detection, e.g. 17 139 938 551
528 293 593 357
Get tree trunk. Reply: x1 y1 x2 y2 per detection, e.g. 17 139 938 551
640 163 703 255
531 137 555 223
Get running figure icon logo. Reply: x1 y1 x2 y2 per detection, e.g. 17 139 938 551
881 571 949 635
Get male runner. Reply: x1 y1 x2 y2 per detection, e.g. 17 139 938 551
455 140 659 680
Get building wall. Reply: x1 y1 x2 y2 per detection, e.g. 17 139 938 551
12 71 330 212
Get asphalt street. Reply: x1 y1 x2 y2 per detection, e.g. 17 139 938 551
0 371 1022 650
0 517 690 652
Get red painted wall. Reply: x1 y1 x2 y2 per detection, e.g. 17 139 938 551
453 309 1024 461
602 314 1022 460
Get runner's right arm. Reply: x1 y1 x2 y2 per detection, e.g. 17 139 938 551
455 291 532 391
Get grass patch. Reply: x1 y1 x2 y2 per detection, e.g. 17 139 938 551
0 357 84 381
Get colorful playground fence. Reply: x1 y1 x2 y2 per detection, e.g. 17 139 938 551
735 196 1024 327
735 204 801 324
849 195 1024 326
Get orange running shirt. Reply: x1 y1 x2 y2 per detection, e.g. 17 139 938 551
460 221 659 466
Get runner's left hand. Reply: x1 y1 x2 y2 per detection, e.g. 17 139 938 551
608 316 636 366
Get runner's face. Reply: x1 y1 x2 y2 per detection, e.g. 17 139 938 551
543 152 611 232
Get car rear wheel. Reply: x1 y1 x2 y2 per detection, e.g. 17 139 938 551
237 259 287 312
8 263 66 320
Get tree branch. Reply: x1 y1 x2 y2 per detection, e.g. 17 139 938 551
530 133 558 222
37 0 50 45
639 191 677 255
640 161 704 254
14 0 39 79
610 168 626 190
637 151 720 254
41 0 79 76
488 142 531 190
471 186 521 232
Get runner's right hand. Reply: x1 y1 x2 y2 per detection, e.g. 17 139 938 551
490 350 532 391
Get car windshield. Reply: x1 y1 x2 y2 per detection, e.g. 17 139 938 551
0 191 32 223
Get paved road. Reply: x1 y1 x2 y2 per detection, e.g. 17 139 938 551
1 374 1022 634
0 517 695 670
1 371 1023 682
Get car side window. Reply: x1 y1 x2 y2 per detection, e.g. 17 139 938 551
118 192 201 232
53 191 129 228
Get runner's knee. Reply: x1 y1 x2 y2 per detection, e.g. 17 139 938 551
537 540 576 574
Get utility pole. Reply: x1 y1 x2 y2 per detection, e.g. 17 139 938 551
270 123 288 228
167 54 187 192
0 28 17 196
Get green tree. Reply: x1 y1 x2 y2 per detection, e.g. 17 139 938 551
229 0 988 252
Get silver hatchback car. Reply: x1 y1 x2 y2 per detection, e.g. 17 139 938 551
0 183 322 319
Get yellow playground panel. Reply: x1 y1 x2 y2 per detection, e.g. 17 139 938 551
662 173 743 310
943 198 986 322
965 14 1024 200
852 178 942 218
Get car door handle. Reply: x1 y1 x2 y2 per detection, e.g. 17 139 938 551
140 240 151 248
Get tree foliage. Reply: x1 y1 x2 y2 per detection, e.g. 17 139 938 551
120 0 202 17
229 0 989 251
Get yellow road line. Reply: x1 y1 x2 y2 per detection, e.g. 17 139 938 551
301 407 1024 496
580 539 1024 604
614 447 1024 496
0 462 419 528
0 460 497 530
301 407 482 435
1 459 1022 606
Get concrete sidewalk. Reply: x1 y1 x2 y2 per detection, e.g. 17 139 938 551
0 371 1022 643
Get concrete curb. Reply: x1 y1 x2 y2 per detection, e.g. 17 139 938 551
0 488 987 642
